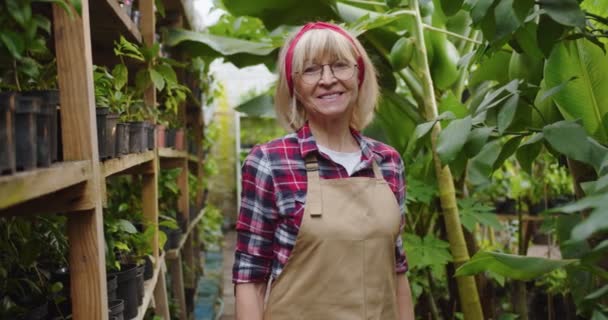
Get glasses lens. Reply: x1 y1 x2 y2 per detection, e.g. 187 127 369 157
331 62 355 80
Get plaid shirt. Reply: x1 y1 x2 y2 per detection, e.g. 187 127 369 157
233 122 408 284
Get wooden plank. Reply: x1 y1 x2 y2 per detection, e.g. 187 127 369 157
168 255 188 320
101 151 155 177
90 0 142 45
159 148 188 159
142 158 159 266
0 160 91 210
53 1 108 319
153 263 171 320
0 182 93 217
133 252 165 320
166 208 206 260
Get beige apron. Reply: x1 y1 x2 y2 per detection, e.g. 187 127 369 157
263 155 402 320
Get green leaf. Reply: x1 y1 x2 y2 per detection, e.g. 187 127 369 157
112 64 128 91
497 93 519 134
440 0 463 16
455 251 577 281
543 120 608 173
437 116 472 165
117 219 137 234
155 64 178 86
149 69 165 91
6 0 31 28
470 0 495 25
539 0 586 27
32 14 51 34
545 39 608 144
571 205 608 241
458 198 503 232
0 30 25 59
493 136 523 170
536 14 564 58
234 94 275 118
222 0 336 29
494 0 522 40
464 127 494 157
468 139 502 185
584 284 608 301
402 233 452 270
515 132 543 174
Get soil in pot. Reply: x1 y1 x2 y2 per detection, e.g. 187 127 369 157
0 92 16 174
108 299 125 320
15 95 41 171
128 122 147 153
106 113 119 159
107 274 118 301
110 264 139 319
96 108 109 160
116 123 130 156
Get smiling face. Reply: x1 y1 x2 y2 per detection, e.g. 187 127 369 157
294 58 359 122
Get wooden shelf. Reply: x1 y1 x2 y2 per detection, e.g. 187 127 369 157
166 207 206 260
90 0 142 66
134 252 166 320
159 148 188 159
102 151 155 177
0 161 91 211
188 154 200 164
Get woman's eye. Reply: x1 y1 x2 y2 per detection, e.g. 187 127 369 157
303 65 320 74
333 61 349 69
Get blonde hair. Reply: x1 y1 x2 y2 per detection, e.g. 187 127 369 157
274 26 379 132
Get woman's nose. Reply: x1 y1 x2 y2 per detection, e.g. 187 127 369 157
318 65 337 85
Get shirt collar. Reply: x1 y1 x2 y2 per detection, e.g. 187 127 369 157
297 122 378 167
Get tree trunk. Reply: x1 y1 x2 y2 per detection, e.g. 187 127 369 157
409 1 484 319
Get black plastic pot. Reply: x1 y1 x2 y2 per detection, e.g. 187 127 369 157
136 264 145 305
116 123 130 156
24 91 58 167
108 299 125 320
106 113 119 159
0 92 16 174
23 301 48 320
110 264 139 319
165 228 182 251
144 256 154 280
146 122 154 150
15 95 41 171
96 108 109 159
128 121 147 153
494 198 517 214
165 128 176 149
46 90 60 163
107 274 118 301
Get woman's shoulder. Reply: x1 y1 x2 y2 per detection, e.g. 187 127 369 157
245 132 301 162
361 135 403 166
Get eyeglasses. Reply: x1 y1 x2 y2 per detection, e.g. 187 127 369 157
296 61 357 85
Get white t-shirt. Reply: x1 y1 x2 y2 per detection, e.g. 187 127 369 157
317 144 362 176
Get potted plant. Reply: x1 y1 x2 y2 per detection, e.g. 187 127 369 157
93 65 126 160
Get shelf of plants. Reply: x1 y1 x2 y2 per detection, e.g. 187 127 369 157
0 160 91 211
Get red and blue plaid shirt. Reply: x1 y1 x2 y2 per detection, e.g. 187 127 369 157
233 122 408 284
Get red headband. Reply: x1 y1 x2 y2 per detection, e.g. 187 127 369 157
285 22 365 96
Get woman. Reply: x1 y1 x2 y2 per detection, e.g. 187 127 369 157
233 21 415 320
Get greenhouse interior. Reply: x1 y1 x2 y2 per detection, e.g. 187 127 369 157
0 0 607 319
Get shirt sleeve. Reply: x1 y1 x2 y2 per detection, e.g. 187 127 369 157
233 145 278 284
394 155 409 273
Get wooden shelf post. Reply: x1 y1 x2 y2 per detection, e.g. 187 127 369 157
53 1 108 319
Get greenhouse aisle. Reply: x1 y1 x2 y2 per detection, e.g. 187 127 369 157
220 231 237 320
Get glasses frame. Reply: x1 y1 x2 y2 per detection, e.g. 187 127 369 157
295 62 359 85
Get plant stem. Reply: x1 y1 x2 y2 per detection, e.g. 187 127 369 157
423 24 482 44
454 31 480 100
13 60 21 91
410 0 484 319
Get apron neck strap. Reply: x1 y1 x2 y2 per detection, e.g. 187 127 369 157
305 154 323 217
371 159 382 179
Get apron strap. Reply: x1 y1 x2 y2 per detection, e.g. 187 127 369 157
305 154 323 217
371 159 383 179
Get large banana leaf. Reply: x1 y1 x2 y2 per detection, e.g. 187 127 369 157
544 39 608 144
234 94 275 118
455 251 577 281
164 28 279 68
221 0 337 29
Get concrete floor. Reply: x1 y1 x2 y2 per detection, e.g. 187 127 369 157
220 231 236 320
